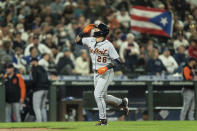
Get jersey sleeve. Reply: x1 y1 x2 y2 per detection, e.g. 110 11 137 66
109 43 120 60
16 74 26 101
183 67 193 80
82 37 92 46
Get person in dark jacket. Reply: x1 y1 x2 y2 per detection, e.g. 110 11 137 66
30 57 50 122
147 48 166 75
174 45 187 73
57 48 75 75
180 57 196 120
4 63 26 122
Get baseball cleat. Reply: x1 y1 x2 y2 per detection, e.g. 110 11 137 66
120 98 129 115
95 119 107 126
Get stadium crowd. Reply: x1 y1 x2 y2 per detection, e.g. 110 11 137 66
0 0 197 77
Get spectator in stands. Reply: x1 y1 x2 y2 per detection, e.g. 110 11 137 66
120 33 140 69
50 0 64 15
31 58 50 122
114 29 123 48
13 47 27 74
0 41 14 66
147 48 166 75
44 34 57 49
0 0 196 77
24 34 52 56
116 8 130 31
2 40 15 57
159 48 178 74
107 11 120 30
13 32 26 50
180 58 197 120
57 48 75 75
25 47 41 65
4 63 26 122
75 50 90 76
173 32 189 52
144 40 155 62
138 45 146 67
38 53 50 72
188 36 197 59
54 49 64 65
174 45 187 73
184 16 196 39
16 24 28 42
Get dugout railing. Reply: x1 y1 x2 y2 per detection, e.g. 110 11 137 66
1 79 197 122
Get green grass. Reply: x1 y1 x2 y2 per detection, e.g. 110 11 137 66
0 121 197 131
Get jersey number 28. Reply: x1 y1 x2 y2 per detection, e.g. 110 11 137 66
97 56 107 63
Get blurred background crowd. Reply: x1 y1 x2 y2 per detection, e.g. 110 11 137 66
0 0 197 77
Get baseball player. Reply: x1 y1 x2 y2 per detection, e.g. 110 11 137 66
75 23 129 125
4 63 26 122
180 58 196 120
31 58 50 122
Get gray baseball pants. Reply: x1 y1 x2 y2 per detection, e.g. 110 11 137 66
94 69 122 119
5 103 21 122
180 88 195 120
33 90 48 122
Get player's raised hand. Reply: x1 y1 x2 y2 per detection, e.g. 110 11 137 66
83 24 95 33
97 66 108 75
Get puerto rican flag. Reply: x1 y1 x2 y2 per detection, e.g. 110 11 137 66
130 6 173 37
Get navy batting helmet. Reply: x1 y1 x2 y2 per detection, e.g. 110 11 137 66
93 23 109 37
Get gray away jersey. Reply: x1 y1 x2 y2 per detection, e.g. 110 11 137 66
82 37 119 70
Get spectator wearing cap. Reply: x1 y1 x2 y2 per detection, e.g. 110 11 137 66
180 58 197 120
24 34 52 57
75 50 90 76
12 47 27 74
120 33 140 69
147 48 166 75
4 64 26 122
159 48 178 74
30 58 50 122
173 32 189 52
188 37 197 59
57 48 76 75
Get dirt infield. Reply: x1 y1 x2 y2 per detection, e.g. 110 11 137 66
0 128 56 131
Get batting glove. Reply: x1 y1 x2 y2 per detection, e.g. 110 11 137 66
83 24 95 33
